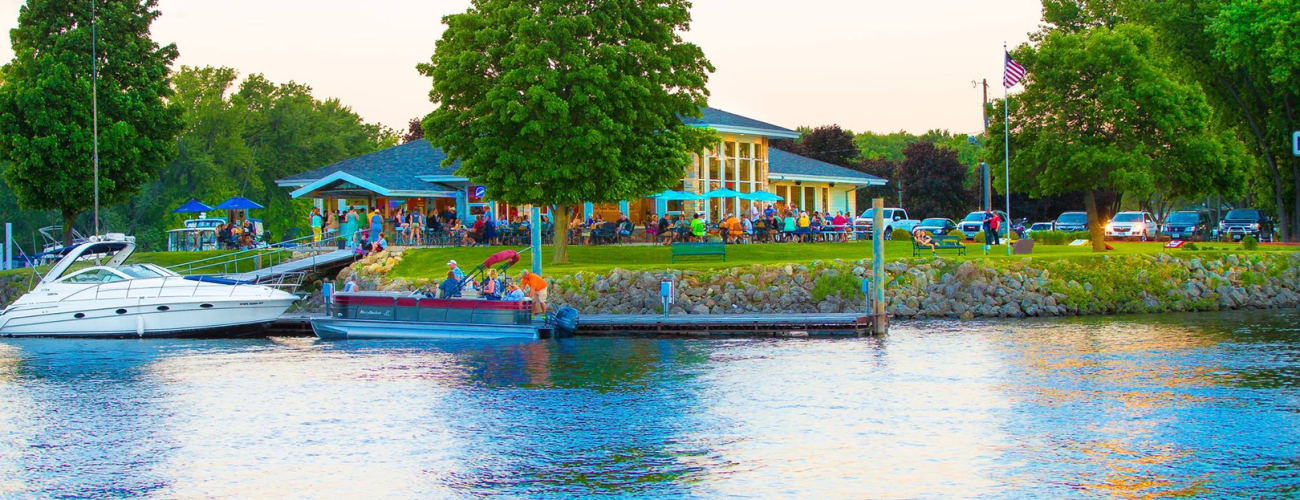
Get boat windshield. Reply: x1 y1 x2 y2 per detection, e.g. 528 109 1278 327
61 268 126 284
117 265 166 279
1113 213 1144 223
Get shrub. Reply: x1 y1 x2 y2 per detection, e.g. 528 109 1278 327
970 230 986 243
947 229 966 239
1182 241 1200 251
1032 230 1070 245
1066 231 1092 242
1242 234 1259 251
891 228 912 241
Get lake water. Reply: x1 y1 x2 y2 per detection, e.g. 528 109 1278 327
1 310 1298 499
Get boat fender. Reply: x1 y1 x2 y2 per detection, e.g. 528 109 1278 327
552 307 579 337
137 315 144 337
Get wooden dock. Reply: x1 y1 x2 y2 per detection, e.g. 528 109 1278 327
267 312 872 337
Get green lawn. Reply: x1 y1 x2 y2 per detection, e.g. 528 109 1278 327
390 239 1293 280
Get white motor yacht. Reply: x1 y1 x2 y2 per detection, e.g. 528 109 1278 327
0 238 298 338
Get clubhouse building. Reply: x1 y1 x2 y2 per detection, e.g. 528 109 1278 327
276 108 886 222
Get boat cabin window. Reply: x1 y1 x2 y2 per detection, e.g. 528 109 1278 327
60 268 126 284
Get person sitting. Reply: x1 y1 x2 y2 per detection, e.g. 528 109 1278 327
781 212 797 242
657 215 672 245
797 211 812 242
503 284 526 301
438 270 462 299
913 227 936 255
722 213 742 244
342 275 359 293
371 233 389 253
741 216 754 242
482 268 502 300
752 217 768 242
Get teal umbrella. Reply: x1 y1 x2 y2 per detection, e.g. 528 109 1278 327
655 190 702 201
702 188 743 198
740 190 784 202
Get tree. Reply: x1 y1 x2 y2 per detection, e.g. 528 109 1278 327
0 0 183 244
402 117 424 143
987 24 1247 252
772 125 859 168
419 0 717 263
897 142 969 219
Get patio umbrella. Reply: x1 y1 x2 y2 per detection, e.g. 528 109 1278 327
701 188 743 198
654 190 703 201
172 199 213 214
740 190 784 202
214 196 265 210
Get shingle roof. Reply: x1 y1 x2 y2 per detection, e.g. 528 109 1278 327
768 148 886 184
278 139 462 192
681 107 799 137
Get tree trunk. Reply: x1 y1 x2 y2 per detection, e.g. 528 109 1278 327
1083 190 1106 253
552 204 571 264
61 208 79 247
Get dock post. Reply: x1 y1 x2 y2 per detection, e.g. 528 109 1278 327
3 223 10 271
530 206 542 275
871 198 888 335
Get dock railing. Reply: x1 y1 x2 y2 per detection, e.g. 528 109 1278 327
167 229 360 277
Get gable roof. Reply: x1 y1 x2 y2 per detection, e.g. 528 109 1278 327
276 139 463 192
681 108 801 139
768 148 887 186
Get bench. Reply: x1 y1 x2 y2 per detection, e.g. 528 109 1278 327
672 242 726 263
913 234 966 257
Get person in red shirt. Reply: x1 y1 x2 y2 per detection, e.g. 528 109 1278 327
831 212 849 242
470 215 486 246
988 212 1002 245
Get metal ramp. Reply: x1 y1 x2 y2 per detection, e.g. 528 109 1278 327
220 249 356 283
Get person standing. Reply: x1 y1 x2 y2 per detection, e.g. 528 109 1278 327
369 207 384 243
310 208 323 244
989 212 1002 246
519 270 549 316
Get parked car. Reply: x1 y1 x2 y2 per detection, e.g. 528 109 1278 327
914 218 958 236
1026 222 1055 236
957 210 1010 241
1218 208 1274 242
854 207 920 238
1054 211 1090 233
1105 211 1157 241
1161 211 1211 241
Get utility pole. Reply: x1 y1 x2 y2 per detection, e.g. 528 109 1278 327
91 0 100 237
973 78 991 211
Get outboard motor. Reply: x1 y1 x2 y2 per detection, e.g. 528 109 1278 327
551 307 579 337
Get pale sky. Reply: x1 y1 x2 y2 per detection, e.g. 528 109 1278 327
0 0 1042 136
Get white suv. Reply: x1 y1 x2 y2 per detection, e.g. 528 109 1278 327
1105 211 1157 241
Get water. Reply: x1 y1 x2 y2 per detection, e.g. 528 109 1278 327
1 311 1298 499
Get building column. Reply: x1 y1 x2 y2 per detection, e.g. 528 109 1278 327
656 197 668 215
618 200 629 217
455 191 468 219
583 202 594 219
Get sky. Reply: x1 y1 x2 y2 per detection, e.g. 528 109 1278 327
0 0 1044 136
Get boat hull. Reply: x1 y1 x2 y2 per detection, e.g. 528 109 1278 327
0 297 297 338
311 317 547 340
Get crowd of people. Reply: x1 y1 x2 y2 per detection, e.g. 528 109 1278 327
308 205 552 254
214 218 260 250
644 204 857 245
434 260 549 316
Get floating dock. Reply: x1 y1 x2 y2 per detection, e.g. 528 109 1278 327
269 312 872 337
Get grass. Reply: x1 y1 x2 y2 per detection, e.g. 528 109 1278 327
389 239 1295 279
0 249 292 279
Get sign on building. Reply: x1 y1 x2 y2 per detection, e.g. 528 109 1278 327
473 186 487 198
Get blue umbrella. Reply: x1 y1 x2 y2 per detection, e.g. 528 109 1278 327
655 190 702 201
214 196 265 210
172 199 213 213
740 190 784 202
702 188 743 198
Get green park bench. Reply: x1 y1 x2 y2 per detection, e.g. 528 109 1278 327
913 234 966 257
671 242 726 263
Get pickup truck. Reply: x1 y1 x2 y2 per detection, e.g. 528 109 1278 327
1217 208 1274 242
853 208 921 239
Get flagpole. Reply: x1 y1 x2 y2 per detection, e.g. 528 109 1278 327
1003 43 1011 255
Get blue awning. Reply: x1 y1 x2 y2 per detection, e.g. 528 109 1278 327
172 199 213 213
215 196 265 210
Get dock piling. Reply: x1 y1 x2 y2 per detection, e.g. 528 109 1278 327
871 198 888 335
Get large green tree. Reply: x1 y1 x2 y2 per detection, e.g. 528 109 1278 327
0 0 183 244
419 0 717 263
898 141 971 219
988 24 1247 251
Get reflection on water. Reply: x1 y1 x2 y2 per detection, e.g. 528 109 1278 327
1 310 1298 498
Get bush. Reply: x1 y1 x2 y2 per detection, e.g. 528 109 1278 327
1242 234 1259 251
1182 241 1200 251
947 229 966 239
891 228 912 241
970 230 986 243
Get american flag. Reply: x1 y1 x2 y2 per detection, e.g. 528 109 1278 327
1003 52 1026 88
